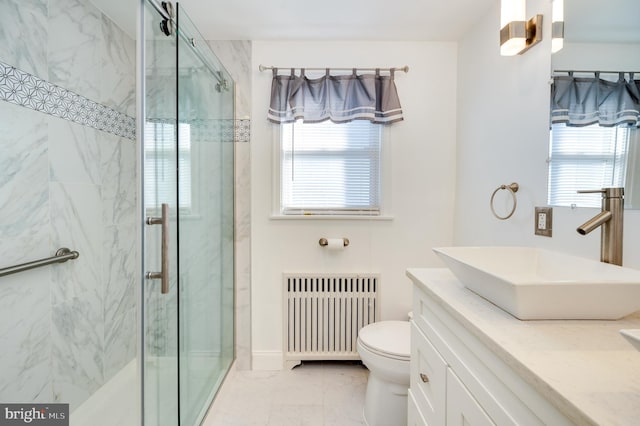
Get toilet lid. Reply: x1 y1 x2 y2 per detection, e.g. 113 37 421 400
358 321 410 360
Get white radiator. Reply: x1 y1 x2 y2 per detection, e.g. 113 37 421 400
283 273 379 369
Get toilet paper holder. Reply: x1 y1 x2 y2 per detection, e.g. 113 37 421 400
319 237 350 247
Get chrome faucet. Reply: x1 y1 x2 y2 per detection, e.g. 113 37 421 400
576 187 624 266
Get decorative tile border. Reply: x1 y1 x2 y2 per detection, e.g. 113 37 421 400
234 119 251 143
145 118 250 143
189 119 251 143
0 61 250 144
0 61 136 140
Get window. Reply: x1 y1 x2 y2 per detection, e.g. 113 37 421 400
280 120 382 215
144 121 192 211
548 123 630 208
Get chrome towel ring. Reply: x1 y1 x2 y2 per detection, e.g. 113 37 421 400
490 183 519 220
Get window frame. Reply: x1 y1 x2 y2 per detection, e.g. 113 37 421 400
271 120 393 220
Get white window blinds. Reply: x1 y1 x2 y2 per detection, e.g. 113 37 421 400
548 123 630 207
144 121 192 211
280 120 382 215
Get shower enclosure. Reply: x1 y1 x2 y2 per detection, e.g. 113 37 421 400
0 0 235 424
141 1 235 425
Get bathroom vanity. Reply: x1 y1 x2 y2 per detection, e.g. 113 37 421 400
406 268 640 425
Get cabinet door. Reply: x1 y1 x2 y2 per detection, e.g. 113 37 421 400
411 322 448 425
446 368 495 426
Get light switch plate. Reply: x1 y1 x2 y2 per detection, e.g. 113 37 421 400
535 207 553 237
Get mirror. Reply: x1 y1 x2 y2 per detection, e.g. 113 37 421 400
549 0 640 209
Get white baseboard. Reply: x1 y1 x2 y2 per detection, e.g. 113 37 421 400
251 351 283 370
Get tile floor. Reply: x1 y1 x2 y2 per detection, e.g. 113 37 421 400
202 361 369 426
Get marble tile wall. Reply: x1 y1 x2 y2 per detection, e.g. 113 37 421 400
2 2 249 414
0 103 50 403
207 40 252 370
0 0 137 412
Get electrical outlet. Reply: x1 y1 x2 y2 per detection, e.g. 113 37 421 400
535 207 552 237
537 212 547 229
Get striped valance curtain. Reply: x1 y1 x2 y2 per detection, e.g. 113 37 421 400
550 73 640 128
268 68 404 125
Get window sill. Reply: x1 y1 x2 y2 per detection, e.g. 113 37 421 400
269 214 394 221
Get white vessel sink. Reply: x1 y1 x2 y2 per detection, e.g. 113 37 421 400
433 246 640 320
620 329 640 351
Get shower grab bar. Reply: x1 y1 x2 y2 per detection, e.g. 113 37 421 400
146 203 170 294
0 248 79 277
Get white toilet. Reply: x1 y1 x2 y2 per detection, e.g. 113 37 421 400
357 320 411 426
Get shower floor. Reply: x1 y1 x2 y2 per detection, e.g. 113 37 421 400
70 359 138 426
202 361 368 426
69 354 226 426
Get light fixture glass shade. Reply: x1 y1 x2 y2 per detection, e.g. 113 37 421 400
500 0 527 56
500 0 526 27
551 0 564 22
551 0 564 53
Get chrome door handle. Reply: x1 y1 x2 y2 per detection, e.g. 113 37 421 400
146 203 169 294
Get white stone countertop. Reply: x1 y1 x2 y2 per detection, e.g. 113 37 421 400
407 268 640 426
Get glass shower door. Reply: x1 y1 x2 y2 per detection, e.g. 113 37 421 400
176 4 235 425
142 1 179 425
142 1 235 425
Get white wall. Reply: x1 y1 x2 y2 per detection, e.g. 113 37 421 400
455 1 640 266
250 41 458 369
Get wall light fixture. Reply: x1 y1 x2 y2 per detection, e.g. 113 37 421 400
551 0 564 53
500 0 543 56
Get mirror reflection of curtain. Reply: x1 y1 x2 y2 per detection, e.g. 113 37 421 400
549 73 640 208
550 73 640 128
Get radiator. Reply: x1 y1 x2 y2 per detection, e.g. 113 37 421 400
283 273 379 369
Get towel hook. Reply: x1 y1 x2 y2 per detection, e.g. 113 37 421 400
490 183 519 220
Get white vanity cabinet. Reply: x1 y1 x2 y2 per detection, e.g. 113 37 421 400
408 270 574 426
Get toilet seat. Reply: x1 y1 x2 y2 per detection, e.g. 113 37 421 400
358 321 410 361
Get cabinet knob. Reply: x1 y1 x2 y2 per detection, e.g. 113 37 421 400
419 373 430 383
